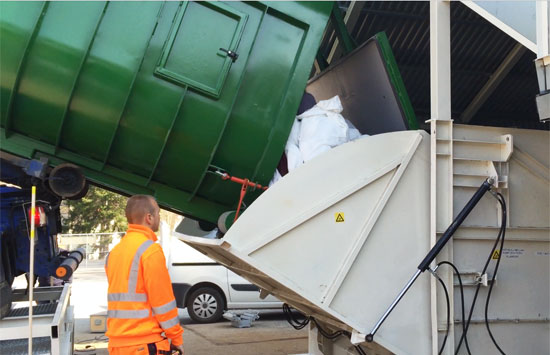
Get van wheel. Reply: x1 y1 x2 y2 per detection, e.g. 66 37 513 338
186 287 224 323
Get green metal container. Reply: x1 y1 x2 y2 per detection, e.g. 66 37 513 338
0 1 333 224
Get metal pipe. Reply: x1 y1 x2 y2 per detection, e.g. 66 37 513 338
365 269 422 342
28 185 36 354
55 248 86 281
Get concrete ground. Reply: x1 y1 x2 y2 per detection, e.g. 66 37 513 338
71 261 308 355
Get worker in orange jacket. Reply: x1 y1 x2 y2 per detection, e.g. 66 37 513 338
105 195 184 355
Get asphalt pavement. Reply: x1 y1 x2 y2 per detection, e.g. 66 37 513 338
71 261 308 355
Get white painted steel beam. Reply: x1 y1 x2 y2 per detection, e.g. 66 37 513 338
430 1 451 122
460 43 527 123
430 2 454 354
461 1 537 53
536 0 549 58
327 1 366 63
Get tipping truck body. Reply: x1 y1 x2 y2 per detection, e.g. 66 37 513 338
0 1 334 227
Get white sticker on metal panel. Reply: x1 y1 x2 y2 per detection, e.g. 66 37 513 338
502 248 524 258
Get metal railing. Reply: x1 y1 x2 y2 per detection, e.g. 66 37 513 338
57 232 124 269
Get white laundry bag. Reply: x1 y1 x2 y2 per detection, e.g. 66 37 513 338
269 95 367 185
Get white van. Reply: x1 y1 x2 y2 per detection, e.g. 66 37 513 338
165 220 282 323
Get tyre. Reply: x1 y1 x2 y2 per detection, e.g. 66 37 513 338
186 287 225 323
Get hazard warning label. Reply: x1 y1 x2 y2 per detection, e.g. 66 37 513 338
335 213 345 223
492 250 500 260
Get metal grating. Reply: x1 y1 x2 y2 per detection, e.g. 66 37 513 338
6 302 58 319
0 337 51 355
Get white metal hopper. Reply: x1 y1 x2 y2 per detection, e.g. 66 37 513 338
178 130 432 354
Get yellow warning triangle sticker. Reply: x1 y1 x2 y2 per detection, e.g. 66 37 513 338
335 213 344 223
492 250 500 260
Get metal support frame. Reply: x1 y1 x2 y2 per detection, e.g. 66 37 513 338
314 2 358 73
327 1 365 63
430 1 453 354
330 3 356 56
460 1 537 54
0 284 74 355
535 1 550 122
460 43 527 123
536 0 549 59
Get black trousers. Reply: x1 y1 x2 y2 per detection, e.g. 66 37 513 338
147 342 171 355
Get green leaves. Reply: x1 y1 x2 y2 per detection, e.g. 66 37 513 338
63 186 127 234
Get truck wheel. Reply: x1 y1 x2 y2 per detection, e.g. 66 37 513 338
48 163 87 199
186 287 224 323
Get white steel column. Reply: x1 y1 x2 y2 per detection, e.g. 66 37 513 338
430 0 451 123
536 0 549 58
430 1 454 354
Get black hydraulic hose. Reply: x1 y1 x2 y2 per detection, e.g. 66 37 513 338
438 261 471 355
355 345 367 355
455 192 507 354
311 318 344 340
432 272 450 355
484 193 507 355
283 303 309 330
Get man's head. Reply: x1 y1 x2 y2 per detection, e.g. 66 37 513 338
125 195 160 232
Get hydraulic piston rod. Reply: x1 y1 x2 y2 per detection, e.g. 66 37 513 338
366 178 494 342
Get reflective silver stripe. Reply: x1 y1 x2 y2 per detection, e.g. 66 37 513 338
105 253 109 268
108 309 150 319
107 239 154 305
152 299 177 315
127 240 154 293
159 315 180 330
108 293 148 302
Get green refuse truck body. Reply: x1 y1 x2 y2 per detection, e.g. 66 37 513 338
0 1 333 224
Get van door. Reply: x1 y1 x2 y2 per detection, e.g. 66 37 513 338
227 268 279 304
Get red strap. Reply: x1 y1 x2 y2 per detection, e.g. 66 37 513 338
234 180 249 222
219 173 268 222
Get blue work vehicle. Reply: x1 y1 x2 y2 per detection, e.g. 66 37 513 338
0 153 86 318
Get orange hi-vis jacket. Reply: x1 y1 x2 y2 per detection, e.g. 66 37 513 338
105 224 183 348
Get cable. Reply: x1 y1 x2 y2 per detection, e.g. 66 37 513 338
484 193 507 354
283 304 362 355
455 223 503 353
438 261 471 355
355 345 367 355
283 304 345 340
430 271 450 355
311 317 345 339
455 191 507 355
283 303 310 330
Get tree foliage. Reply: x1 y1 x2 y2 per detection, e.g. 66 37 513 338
63 185 127 234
